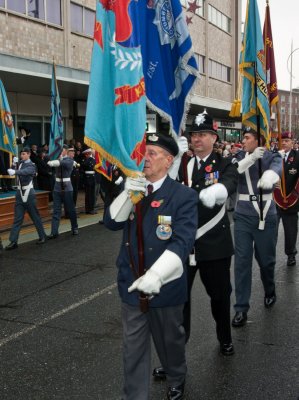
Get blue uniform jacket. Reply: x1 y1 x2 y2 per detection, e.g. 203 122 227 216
234 150 282 216
104 175 198 307
53 157 74 192
15 160 36 187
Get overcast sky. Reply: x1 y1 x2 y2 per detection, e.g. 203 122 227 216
241 0 299 91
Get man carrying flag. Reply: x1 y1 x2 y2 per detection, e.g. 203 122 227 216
84 1 199 399
231 0 282 328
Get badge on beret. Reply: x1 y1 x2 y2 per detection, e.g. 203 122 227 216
148 134 159 142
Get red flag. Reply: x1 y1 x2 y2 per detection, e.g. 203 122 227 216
94 151 113 181
263 2 278 106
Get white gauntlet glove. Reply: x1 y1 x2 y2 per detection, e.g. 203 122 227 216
47 160 60 167
128 250 183 295
115 176 124 185
110 176 146 222
237 147 265 173
13 157 19 164
257 170 280 190
7 168 15 176
168 136 188 180
199 183 228 208
278 149 285 158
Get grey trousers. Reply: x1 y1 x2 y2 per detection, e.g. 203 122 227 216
121 302 186 400
233 212 277 312
9 191 46 243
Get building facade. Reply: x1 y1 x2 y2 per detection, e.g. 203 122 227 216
0 0 242 147
275 88 299 138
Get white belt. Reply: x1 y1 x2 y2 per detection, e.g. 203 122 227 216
195 204 226 240
17 181 33 203
189 204 226 266
238 193 273 201
56 178 71 182
17 183 33 190
85 171 95 175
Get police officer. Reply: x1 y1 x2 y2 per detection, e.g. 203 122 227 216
5 147 47 250
274 131 299 266
165 111 238 358
104 133 198 400
231 128 282 327
47 145 78 238
82 148 96 214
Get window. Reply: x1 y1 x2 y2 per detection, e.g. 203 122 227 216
28 0 45 20
194 53 205 74
71 2 95 36
7 0 26 14
281 107 285 114
2 0 62 25
208 5 231 33
209 59 231 83
46 0 61 25
281 95 285 102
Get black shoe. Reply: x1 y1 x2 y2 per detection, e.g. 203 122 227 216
72 229 79 235
220 342 235 356
86 210 96 215
152 366 166 381
47 234 58 239
167 382 185 400
232 311 247 327
264 293 276 308
36 238 46 245
287 255 296 266
5 242 18 250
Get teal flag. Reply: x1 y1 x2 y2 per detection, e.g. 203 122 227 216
241 0 270 145
0 79 17 155
84 1 147 177
48 63 64 160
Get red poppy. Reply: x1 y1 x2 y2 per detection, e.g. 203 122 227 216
151 201 161 208
289 157 294 163
205 165 212 173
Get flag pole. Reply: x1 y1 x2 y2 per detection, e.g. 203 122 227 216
253 61 264 222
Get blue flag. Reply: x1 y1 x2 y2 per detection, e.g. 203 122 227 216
241 0 270 144
142 0 199 136
0 79 17 155
84 0 198 177
48 63 64 160
84 0 147 177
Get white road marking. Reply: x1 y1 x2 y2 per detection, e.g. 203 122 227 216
0 282 117 348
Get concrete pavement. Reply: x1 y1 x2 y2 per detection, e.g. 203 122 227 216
0 216 298 399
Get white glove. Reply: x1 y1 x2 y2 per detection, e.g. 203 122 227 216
128 250 183 295
257 170 280 190
168 136 188 180
251 147 265 161
115 176 124 185
278 149 285 158
199 183 228 208
125 176 146 193
110 176 146 222
47 160 60 167
20 137 25 144
177 136 189 156
237 147 265 173
7 168 15 176
13 157 19 164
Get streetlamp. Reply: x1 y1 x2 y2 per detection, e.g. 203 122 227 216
287 44 299 132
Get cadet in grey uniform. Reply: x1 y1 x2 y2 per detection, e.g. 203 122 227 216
231 128 282 327
47 145 78 238
5 147 46 250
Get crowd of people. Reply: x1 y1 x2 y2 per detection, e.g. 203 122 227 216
1 113 298 400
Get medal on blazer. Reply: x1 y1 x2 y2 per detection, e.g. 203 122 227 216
204 171 219 185
156 215 172 240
